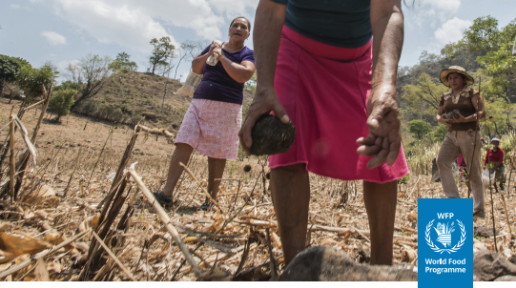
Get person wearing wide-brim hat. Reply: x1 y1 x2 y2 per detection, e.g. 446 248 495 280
435 66 486 218
484 137 506 192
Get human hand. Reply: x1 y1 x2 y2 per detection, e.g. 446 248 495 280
208 42 221 56
212 46 222 57
455 112 466 123
356 83 401 169
238 85 290 156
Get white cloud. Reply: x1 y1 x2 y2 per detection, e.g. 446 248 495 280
47 0 258 53
209 0 258 18
58 59 80 70
422 0 461 14
411 0 462 27
10 4 20 8
434 17 472 46
41 31 67 45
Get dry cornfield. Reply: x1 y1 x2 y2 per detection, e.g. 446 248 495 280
0 97 515 281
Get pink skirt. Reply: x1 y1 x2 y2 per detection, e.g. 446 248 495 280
175 99 242 159
269 26 409 183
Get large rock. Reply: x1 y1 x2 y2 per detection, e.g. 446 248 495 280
278 246 417 281
473 249 516 281
494 275 516 281
474 226 499 237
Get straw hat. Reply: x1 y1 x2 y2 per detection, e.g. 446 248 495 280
439 66 474 87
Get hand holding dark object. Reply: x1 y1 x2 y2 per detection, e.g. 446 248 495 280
357 83 401 169
444 109 460 121
239 86 290 156
248 114 296 156
446 111 467 124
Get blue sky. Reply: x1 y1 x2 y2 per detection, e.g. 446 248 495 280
1 0 515 82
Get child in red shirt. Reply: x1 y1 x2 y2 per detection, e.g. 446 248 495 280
484 138 505 191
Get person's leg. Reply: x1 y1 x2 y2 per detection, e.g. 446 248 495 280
437 133 462 198
161 143 194 199
270 163 310 265
496 166 506 191
206 157 227 201
363 180 397 265
458 131 484 213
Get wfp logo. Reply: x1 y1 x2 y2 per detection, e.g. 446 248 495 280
425 214 466 254
435 222 454 247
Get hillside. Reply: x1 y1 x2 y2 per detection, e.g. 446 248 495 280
71 71 255 129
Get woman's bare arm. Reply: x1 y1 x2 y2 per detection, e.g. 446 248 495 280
436 104 448 124
357 0 404 169
238 0 288 153
218 53 256 83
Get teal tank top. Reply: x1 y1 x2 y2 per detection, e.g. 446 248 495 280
271 0 372 48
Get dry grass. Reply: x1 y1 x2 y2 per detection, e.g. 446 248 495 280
0 98 515 281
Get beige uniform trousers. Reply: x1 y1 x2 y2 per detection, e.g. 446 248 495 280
437 131 484 213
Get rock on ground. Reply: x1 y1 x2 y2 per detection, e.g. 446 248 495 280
473 249 516 281
278 246 417 281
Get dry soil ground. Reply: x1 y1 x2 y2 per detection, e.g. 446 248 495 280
0 97 515 281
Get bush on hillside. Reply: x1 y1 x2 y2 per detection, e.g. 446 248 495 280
49 88 77 122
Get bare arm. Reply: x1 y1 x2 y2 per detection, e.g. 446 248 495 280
239 0 288 153
370 0 404 89
218 52 256 83
357 0 404 169
436 104 448 124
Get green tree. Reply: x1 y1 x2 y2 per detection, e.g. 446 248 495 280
401 73 448 125
149 37 175 75
54 80 82 93
48 88 77 122
0 55 30 96
430 123 448 142
16 64 58 100
408 120 432 140
109 52 137 73
443 16 516 103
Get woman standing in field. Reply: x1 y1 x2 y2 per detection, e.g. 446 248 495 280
240 0 409 265
153 17 256 210
436 66 485 218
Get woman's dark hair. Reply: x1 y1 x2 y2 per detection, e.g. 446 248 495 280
230 16 251 32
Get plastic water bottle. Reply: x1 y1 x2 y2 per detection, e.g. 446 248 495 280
206 40 223 66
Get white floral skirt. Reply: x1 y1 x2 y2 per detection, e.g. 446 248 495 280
175 99 242 159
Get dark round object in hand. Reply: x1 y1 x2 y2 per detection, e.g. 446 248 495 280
445 109 460 119
249 114 296 156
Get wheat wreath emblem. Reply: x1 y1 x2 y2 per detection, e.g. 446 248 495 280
425 219 466 254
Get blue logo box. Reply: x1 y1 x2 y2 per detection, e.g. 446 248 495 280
418 199 473 288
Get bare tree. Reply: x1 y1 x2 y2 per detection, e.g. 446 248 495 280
173 41 198 80
64 62 83 83
71 54 112 107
